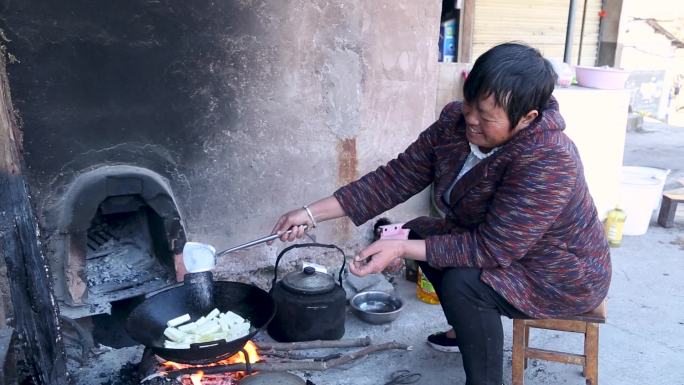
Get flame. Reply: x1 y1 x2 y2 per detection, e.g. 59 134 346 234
161 360 188 370
190 370 204 385
211 340 260 365
242 340 260 363
160 341 261 384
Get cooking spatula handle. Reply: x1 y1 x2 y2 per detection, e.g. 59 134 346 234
215 225 308 257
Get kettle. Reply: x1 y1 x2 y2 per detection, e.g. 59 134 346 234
268 243 347 342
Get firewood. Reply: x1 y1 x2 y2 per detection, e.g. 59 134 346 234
0 46 68 385
259 351 343 362
142 341 411 382
255 336 372 351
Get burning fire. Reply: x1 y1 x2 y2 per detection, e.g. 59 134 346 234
161 341 261 384
190 370 204 385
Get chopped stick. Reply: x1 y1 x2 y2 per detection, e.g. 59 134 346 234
320 341 412 368
259 351 343 362
255 336 372 351
155 342 411 380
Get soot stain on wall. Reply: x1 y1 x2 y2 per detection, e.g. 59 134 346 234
0 1 441 277
0 1 269 213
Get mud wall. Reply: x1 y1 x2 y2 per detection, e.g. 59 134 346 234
0 1 440 275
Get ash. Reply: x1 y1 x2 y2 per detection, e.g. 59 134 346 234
85 210 174 299
102 362 142 385
68 345 146 385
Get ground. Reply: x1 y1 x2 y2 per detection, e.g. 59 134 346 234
70 116 684 385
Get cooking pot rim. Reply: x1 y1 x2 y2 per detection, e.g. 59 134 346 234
125 281 275 364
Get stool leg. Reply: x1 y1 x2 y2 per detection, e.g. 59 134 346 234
584 323 599 385
512 319 526 385
657 195 677 228
524 325 530 369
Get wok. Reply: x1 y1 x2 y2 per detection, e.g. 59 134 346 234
126 281 275 364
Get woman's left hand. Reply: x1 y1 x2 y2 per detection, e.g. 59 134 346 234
350 240 404 277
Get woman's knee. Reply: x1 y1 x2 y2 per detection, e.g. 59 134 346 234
439 267 484 303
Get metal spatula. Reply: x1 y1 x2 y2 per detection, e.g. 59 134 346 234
216 225 311 257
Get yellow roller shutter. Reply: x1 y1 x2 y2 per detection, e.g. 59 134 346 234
471 0 601 65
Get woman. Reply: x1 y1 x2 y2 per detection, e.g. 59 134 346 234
271 43 611 385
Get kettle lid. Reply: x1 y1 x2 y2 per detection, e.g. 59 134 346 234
282 266 336 295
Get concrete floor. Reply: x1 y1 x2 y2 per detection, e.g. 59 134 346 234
71 118 684 385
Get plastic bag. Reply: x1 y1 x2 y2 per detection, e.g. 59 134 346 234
549 58 574 87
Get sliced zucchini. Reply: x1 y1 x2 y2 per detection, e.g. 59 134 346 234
166 313 191 328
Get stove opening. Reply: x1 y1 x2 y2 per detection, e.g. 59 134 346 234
85 196 175 306
55 166 187 319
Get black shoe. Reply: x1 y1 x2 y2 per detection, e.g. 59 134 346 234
427 331 460 353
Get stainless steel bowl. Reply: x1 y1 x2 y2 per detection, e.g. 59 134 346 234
350 291 404 324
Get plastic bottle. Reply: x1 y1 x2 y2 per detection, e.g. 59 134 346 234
416 267 440 304
604 206 627 247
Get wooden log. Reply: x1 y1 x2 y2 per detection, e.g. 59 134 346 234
145 341 411 382
0 46 68 384
255 336 372 351
658 189 684 228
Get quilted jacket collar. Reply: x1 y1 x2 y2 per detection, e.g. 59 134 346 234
434 96 565 213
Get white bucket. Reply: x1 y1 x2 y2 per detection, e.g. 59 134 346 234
618 166 670 236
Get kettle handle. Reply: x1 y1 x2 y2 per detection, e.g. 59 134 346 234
271 242 346 290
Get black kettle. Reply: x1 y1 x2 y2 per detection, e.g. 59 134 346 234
268 243 347 342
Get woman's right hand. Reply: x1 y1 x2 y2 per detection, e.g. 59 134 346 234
269 196 346 244
270 208 311 243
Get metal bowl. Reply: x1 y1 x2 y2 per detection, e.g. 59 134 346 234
350 291 404 324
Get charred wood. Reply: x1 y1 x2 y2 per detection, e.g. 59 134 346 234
0 48 68 384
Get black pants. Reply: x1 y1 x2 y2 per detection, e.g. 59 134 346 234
418 262 528 385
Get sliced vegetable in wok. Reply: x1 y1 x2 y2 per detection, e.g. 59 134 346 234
163 308 252 349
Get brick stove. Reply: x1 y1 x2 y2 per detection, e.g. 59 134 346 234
53 165 187 320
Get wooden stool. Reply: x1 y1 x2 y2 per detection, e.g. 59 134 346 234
658 188 684 228
512 300 607 385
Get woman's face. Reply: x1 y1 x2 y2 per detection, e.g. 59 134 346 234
462 94 536 151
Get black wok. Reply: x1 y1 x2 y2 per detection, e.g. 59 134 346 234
126 281 275 364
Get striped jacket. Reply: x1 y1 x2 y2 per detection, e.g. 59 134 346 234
334 98 611 318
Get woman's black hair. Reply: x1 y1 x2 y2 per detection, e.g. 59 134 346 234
463 42 557 128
